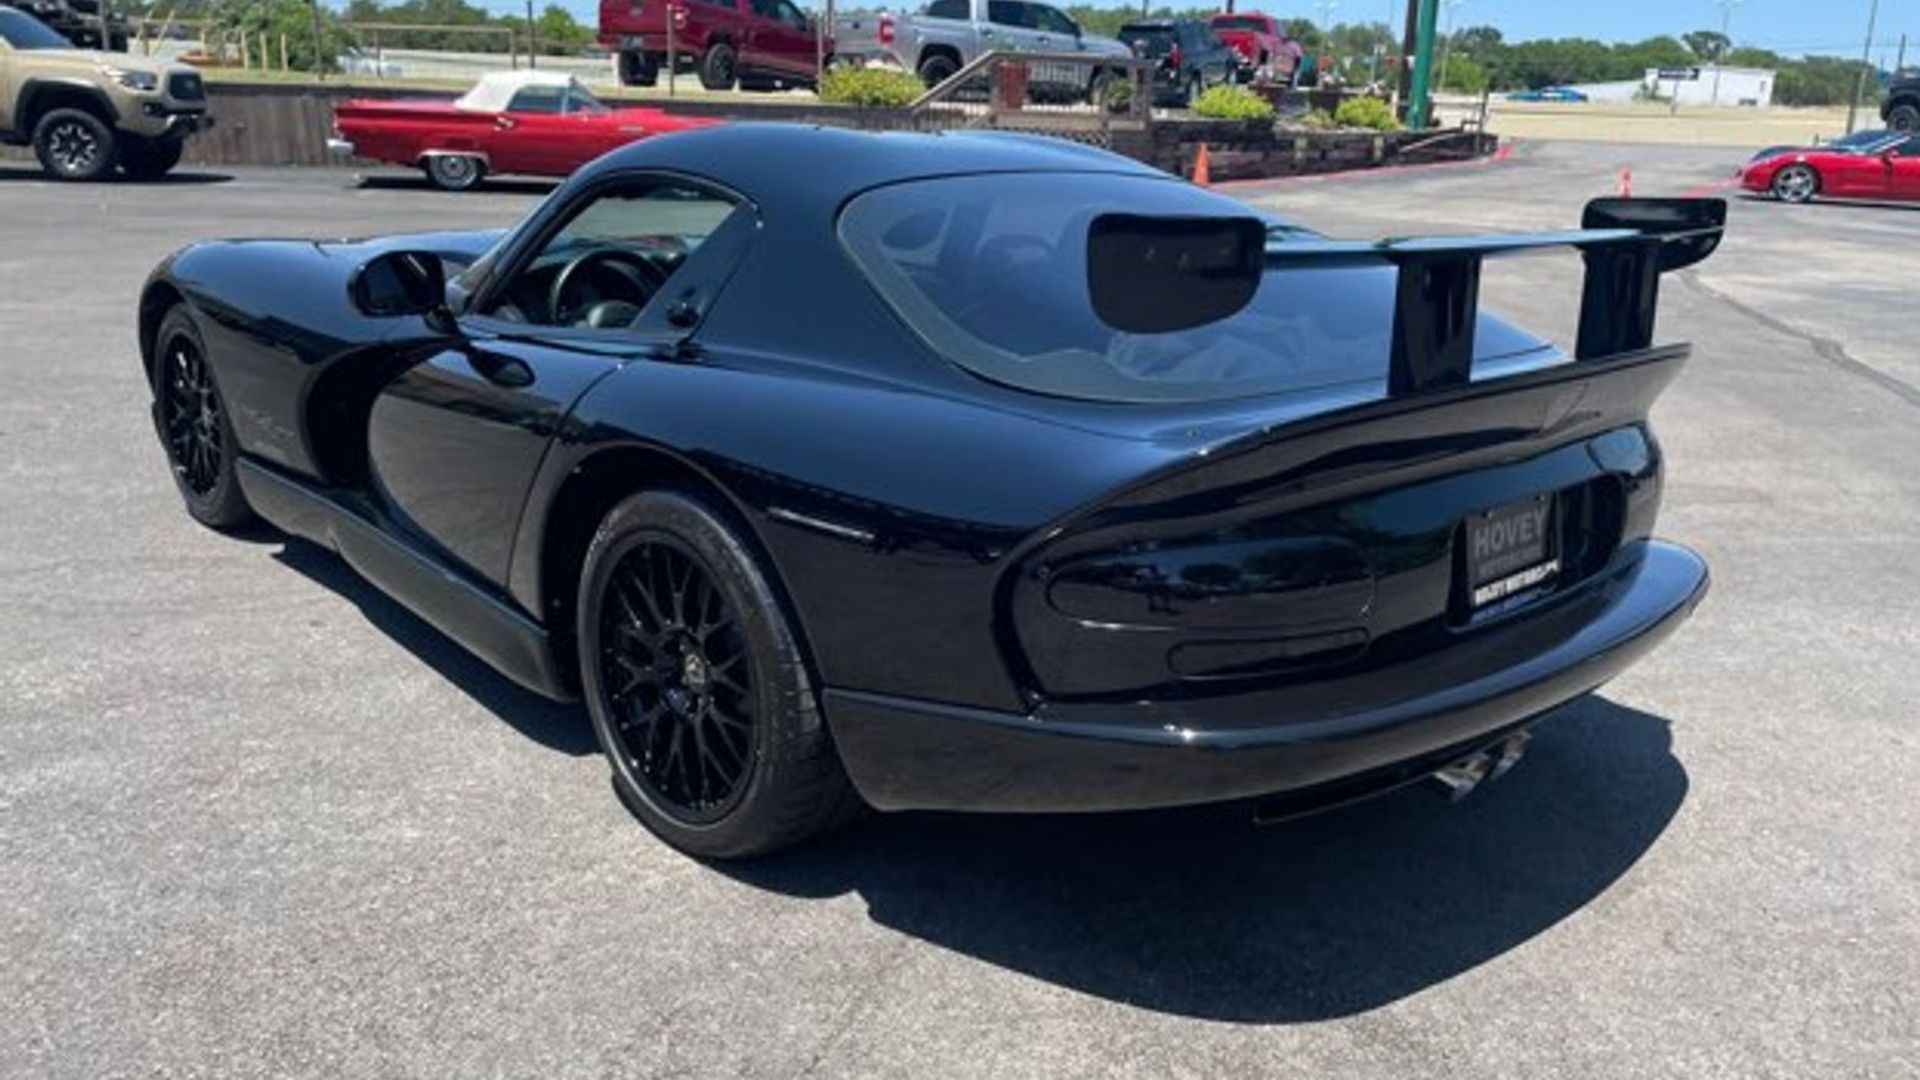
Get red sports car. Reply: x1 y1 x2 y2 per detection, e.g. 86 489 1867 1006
1739 129 1920 203
328 72 720 191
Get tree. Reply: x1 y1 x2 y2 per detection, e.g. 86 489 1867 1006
1440 54 1488 94
206 0 354 71
1682 30 1730 63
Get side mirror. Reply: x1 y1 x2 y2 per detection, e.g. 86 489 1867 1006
351 250 458 335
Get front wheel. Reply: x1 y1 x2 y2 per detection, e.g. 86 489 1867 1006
423 153 485 192
33 108 118 182
578 491 862 858
152 306 252 529
1772 163 1819 204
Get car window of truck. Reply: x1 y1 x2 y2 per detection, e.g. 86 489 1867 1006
986 1 1023 28
926 0 965 17
1033 5 1075 35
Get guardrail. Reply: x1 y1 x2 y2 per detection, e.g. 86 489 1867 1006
907 50 1157 136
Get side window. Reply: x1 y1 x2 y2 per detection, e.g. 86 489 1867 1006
749 0 777 18
483 180 744 330
926 0 965 18
506 85 566 114
1033 4 1076 34
774 0 808 27
986 1 1024 29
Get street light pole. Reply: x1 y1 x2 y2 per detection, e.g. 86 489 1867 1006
526 0 537 69
1846 0 1881 133
1710 0 1744 106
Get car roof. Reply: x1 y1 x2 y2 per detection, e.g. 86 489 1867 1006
457 70 579 112
574 123 1166 213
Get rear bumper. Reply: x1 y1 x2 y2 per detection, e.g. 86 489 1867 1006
827 539 1707 813
326 137 357 157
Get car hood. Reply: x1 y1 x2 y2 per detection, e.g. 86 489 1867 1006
16 48 191 77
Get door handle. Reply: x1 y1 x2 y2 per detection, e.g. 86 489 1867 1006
495 115 516 129
469 351 534 388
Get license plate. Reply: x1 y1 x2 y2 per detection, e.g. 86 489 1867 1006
1466 494 1559 608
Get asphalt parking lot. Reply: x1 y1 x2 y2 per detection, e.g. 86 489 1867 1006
3 140 1917 1078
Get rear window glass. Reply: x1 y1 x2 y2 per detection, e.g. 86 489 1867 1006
838 173 1405 404
1212 15 1268 31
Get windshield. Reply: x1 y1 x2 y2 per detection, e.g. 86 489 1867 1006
0 8 73 48
1212 16 1267 31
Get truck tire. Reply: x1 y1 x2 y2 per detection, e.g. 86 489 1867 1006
699 42 738 91
1889 102 1920 133
619 49 659 87
917 51 958 87
33 108 119 182
121 136 185 180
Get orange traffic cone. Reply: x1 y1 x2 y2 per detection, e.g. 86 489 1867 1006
1619 166 1633 197
1193 143 1212 187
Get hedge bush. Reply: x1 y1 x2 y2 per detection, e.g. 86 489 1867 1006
819 67 925 108
1333 95 1401 131
1191 85 1276 122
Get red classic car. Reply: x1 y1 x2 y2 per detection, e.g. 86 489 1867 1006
328 72 720 191
1208 10 1301 85
1739 129 1920 203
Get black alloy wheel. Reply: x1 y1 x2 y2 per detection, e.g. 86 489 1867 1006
598 535 757 822
699 42 738 91
34 108 118 182
579 491 861 858
154 307 251 528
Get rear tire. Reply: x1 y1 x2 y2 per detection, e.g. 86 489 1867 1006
1889 102 1920 133
121 136 185 180
578 491 862 859
1772 163 1819 204
618 49 659 87
152 306 252 530
917 51 958 87
698 42 738 91
33 108 118 182
423 153 485 192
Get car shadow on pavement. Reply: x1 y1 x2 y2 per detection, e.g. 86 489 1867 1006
0 163 233 184
719 695 1687 1024
354 174 560 197
271 538 596 757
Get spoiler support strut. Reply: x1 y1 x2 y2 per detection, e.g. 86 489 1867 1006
1266 198 1726 397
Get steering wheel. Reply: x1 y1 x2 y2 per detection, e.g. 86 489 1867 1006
548 248 671 326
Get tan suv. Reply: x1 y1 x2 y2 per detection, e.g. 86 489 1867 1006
0 6 210 181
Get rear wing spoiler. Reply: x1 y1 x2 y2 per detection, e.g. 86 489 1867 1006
1265 198 1726 397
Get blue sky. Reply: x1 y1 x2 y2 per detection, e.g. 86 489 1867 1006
508 0 1916 60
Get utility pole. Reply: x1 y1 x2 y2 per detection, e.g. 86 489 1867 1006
1437 0 1464 93
1897 33 1907 75
1397 0 1418 114
309 0 324 79
1407 0 1437 128
1846 0 1880 133
1710 0 1744 106
525 0 537 69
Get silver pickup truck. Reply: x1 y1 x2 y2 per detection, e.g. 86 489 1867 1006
834 0 1130 91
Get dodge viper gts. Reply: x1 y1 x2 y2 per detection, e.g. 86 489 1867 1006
140 124 1720 857
1739 129 1920 203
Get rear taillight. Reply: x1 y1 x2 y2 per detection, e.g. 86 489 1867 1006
878 12 894 45
672 2 687 28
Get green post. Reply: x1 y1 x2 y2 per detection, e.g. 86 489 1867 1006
1407 0 1438 129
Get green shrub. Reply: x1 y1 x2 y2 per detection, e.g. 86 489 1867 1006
1100 76 1134 115
1191 84 1276 122
1334 95 1401 131
1300 108 1338 130
818 66 925 108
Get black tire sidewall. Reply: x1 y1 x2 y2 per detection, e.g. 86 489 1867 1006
34 108 119 182
1890 104 1919 132
577 491 828 858
700 43 737 90
153 306 251 529
919 54 957 86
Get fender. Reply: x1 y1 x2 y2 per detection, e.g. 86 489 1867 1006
17 77 120 131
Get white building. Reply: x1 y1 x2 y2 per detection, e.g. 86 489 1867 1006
1642 65 1776 107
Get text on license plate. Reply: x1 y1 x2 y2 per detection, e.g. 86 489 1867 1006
1467 494 1560 608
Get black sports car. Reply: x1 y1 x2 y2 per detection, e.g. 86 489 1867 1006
140 125 1721 857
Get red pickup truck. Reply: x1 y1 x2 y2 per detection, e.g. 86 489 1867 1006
598 0 827 91
1208 11 1302 85
328 72 719 191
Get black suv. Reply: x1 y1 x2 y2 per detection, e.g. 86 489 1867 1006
1117 18 1238 107
0 0 125 49
1886 74 1920 133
